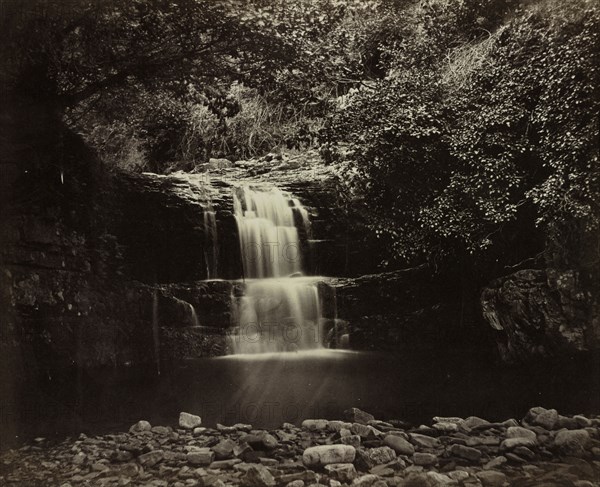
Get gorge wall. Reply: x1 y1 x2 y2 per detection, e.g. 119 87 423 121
481 268 600 363
1 107 598 392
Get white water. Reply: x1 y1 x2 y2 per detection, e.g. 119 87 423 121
229 277 323 354
231 185 327 354
233 186 307 278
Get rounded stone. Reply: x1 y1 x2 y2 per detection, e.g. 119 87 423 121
179 412 202 429
506 426 536 440
554 429 590 454
413 452 438 466
129 420 152 434
477 470 507 487
324 463 357 483
301 419 329 431
383 435 415 455
302 445 356 467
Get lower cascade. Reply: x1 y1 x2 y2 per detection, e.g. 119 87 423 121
229 185 329 354
229 277 323 354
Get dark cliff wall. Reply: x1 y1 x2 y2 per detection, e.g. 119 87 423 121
328 267 495 358
481 268 600 363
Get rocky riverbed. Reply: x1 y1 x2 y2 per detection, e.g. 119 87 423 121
1 407 599 487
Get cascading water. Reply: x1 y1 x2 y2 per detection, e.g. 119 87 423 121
233 186 306 278
229 185 326 354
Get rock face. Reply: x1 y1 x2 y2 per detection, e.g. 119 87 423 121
327 267 483 354
481 268 599 362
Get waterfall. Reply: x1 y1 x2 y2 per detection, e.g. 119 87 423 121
229 277 323 354
233 186 306 278
230 185 326 354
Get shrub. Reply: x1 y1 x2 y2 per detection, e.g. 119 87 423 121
324 0 599 271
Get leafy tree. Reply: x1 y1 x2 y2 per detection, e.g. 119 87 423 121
324 0 599 272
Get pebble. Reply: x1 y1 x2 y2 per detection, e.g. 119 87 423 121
527 407 558 430
448 444 482 462
209 458 241 469
302 445 356 466
554 429 590 454
352 474 381 487
513 446 535 460
476 470 507 486
413 452 438 466
574 415 593 428
211 438 236 459
178 412 202 429
356 446 396 469
324 463 357 482
506 426 536 440
448 470 471 481
129 420 152 434
341 434 361 448
72 452 86 465
138 450 164 467
2 408 599 487
483 456 507 470
328 420 353 432
302 419 329 431
427 471 455 485
186 449 214 466
352 423 382 439
409 433 440 448
463 417 491 429
433 421 459 433
344 408 375 425
383 434 414 455
242 464 276 487
240 431 279 449
501 436 536 449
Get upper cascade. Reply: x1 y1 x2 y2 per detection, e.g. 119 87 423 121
233 186 310 279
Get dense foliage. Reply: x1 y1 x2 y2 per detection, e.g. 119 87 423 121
1 0 380 169
2 0 597 274
324 0 599 272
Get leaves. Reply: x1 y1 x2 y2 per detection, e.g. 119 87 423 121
324 0 600 268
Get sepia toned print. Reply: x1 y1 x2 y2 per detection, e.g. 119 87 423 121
1 0 598 485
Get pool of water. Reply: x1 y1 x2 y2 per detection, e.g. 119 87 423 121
2 349 599 448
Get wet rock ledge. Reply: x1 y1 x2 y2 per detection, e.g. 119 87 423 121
2 407 599 487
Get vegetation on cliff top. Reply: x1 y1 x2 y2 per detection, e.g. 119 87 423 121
1 0 598 275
